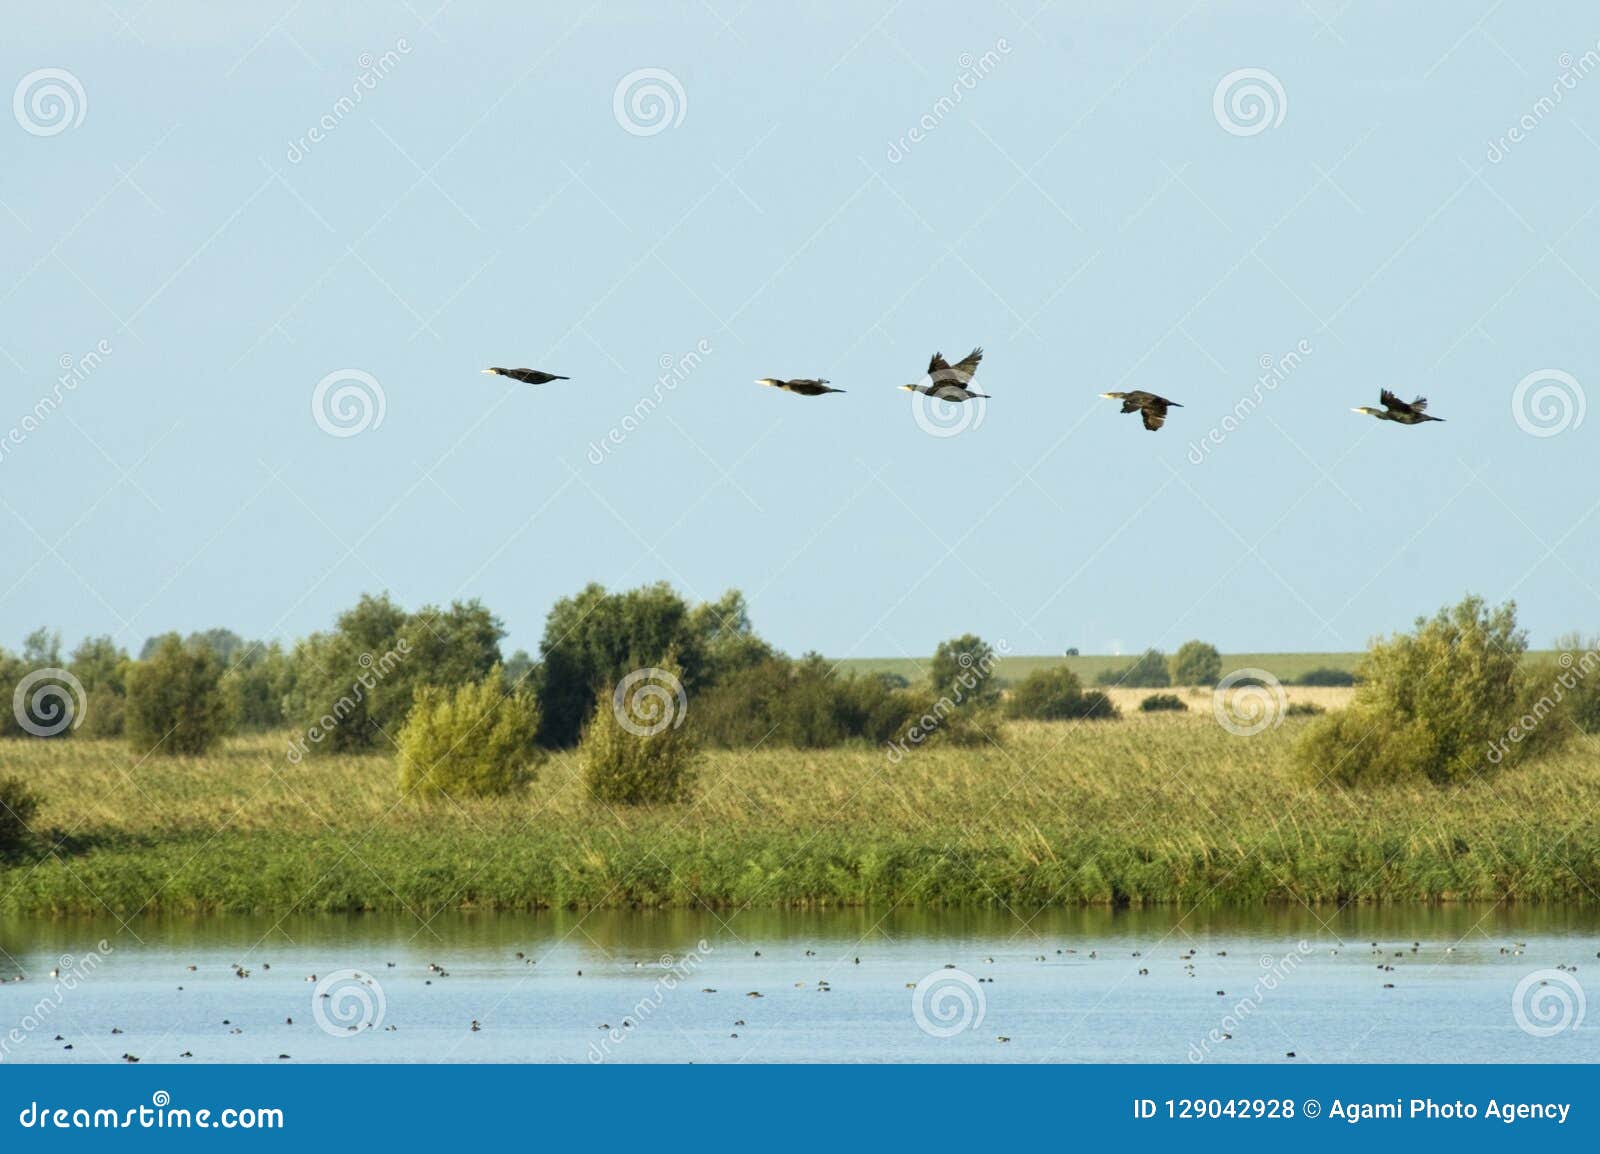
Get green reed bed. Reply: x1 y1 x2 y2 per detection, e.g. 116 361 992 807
2 719 1598 915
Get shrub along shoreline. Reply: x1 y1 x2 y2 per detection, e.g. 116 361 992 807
3 718 1599 916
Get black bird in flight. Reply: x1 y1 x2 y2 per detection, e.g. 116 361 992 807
1353 389 1444 425
1101 390 1182 431
903 347 988 401
755 377 845 396
482 367 570 385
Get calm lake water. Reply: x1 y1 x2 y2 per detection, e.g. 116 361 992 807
1 907 1595 1063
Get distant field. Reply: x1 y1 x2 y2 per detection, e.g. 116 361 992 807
833 652 1366 685
835 651 1563 685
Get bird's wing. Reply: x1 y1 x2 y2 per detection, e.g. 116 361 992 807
1379 388 1410 413
1409 395 1430 413
927 351 951 376
1141 406 1166 432
948 347 984 385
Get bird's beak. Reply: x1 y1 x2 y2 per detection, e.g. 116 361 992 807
1350 407 1363 413
481 368 495 375
900 384 914 391
1099 392 1116 399
755 379 774 387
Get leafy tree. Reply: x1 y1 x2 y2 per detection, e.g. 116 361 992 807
502 648 537 690
22 628 60 666
1005 666 1118 720
581 660 697 804
1 634 85 740
183 628 247 663
124 634 233 756
928 633 1002 708
224 642 294 731
1169 640 1222 686
69 635 130 738
1096 649 1170 688
397 668 543 798
691 589 774 682
1297 596 1563 786
285 593 504 754
536 583 707 748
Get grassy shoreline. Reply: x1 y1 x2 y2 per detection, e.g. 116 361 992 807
4 717 1599 916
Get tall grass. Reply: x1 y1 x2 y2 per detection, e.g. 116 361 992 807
2 717 1597 915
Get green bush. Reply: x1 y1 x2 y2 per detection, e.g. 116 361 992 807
928 633 1003 709
124 635 233 756
1006 666 1119 720
1296 596 1564 787
397 669 542 798
1285 702 1325 717
0 776 40 860
1139 693 1187 712
696 655 919 748
1169 640 1222 686
1097 649 1171 688
581 665 697 805
1296 667 1357 687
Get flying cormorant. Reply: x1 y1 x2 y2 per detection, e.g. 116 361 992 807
1353 389 1444 424
482 367 569 384
1101 390 1182 431
902 347 988 401
755 377 845 396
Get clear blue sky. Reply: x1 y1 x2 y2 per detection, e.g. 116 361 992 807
2 2 1596 663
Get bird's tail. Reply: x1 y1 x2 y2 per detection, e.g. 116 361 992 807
970 391 991 399
550 375 570 381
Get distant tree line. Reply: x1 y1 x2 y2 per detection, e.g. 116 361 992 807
6 590 1589 806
